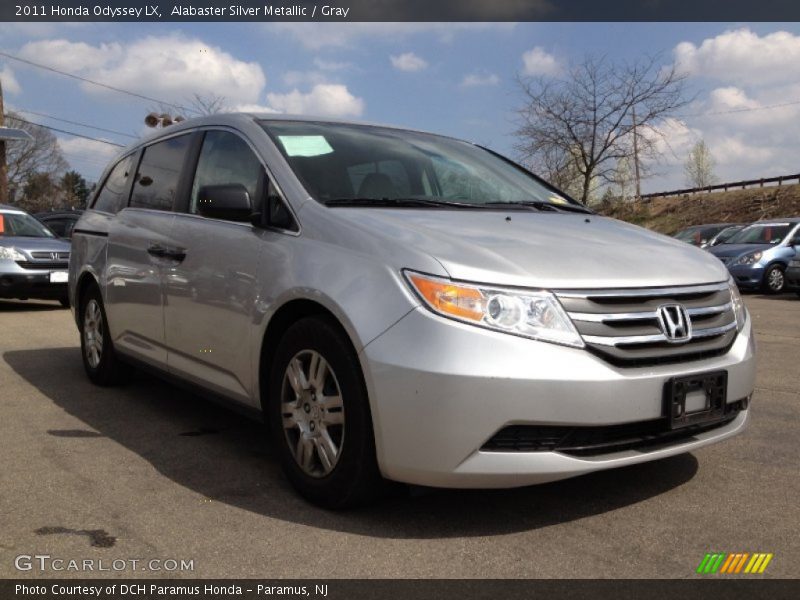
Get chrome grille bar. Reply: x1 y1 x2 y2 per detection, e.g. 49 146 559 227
568 302 732 323
582 321 736 347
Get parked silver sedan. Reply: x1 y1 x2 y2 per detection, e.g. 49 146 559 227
69 114 756 507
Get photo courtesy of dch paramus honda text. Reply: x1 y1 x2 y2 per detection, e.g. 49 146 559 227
68 113 756 508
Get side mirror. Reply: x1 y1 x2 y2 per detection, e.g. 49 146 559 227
197 184 253 222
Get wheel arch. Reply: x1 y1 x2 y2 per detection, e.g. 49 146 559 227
257 298 364 415
73 270 100 326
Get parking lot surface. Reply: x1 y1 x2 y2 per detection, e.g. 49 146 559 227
1 294 798 578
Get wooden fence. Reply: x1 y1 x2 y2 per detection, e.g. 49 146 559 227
640 173 800 201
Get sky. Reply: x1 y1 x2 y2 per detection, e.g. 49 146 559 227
2 21 800 193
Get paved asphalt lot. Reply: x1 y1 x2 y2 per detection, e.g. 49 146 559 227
1 294 798 579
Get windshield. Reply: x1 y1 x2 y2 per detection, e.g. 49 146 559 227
0 211 56 238
714 226 742 244
260 121 578 208
674 227 702 242
724 223 793 245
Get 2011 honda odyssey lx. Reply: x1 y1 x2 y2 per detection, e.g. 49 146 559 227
69 114 756 507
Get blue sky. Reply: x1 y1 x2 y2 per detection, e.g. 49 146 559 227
2 21 800 193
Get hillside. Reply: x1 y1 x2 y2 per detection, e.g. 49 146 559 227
599 183 800 234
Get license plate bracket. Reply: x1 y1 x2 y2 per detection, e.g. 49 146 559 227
664 370 727 430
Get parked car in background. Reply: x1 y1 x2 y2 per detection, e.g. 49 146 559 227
706 224 745 248
69 114 755 507
708 218 800 293
35 209 84 239
0 204 71 307
673 223 742 248
784 256 800 297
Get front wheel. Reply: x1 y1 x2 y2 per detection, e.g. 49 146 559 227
79 285 127 386
268 317 384 508
762 264 786 294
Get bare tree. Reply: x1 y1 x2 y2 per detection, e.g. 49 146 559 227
515 55 690 204
188 93 228 115
684 139 717 188
3 112 68 202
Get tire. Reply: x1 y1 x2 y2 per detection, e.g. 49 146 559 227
79 284 127 386
268 316 384 508
762 264 786 294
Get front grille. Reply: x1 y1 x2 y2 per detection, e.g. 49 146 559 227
31 251 70 260
15 261 69 270
481 400 746 456
556 282 737 367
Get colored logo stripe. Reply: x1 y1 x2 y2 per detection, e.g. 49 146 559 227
698 552 773 574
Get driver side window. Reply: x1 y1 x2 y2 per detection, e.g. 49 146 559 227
190 131 264 215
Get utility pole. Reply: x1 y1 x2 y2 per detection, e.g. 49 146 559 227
631 105 642 201
0 76 7 203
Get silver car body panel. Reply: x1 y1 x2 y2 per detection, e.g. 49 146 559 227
68 113 756 488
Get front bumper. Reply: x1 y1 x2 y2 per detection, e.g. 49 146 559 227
361 307 756 488
0 268 68 300
785 266 800 290
726 263 765 289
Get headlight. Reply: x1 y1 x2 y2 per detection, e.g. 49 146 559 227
404 271 584 348
728 277 746 332
0 246 25 261
734 251 762 266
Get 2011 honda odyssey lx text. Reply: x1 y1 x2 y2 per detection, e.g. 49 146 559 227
69 114 756 507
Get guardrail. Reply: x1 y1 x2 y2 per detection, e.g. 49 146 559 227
641 173 800 201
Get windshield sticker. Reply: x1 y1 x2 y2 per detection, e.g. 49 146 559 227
278 135 334 157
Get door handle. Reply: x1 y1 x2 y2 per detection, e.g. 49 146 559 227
148 243 187 262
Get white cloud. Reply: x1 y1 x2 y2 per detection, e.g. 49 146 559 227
230 103 281 114
674 28 800 85
521 47 560 76
265 84 364 117
57 137 120 174
18 35 266 105
390 52 428 72
1 65 22 95
269 22 515 50
461 72 500 87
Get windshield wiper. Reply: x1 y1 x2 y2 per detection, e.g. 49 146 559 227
484 201 595 214
324 197 493 209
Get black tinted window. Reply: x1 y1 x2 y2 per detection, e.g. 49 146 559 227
190 131 263 214
42 218 66 237
93 154 134 214
131 134 192 211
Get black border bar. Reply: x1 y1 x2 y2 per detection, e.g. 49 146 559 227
3 1 800 22
3 579 800 600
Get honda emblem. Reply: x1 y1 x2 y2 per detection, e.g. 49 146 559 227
656 304 692 343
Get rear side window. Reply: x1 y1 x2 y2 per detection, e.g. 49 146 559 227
93 154 134 214
189 131 263 214
131 134 192 211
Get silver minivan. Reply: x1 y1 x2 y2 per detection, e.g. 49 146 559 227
70 114 756 507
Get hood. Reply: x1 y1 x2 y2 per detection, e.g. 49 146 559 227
0 236 71 253
333 209 729 289
707 243 775 259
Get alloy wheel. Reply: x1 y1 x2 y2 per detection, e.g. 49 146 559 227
280 350 345 478
767 267 785 292
83 299 104 369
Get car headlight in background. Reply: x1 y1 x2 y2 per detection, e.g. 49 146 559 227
728 277 747 332
404 271 585 348
734 251 762 266
0 246 25 261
